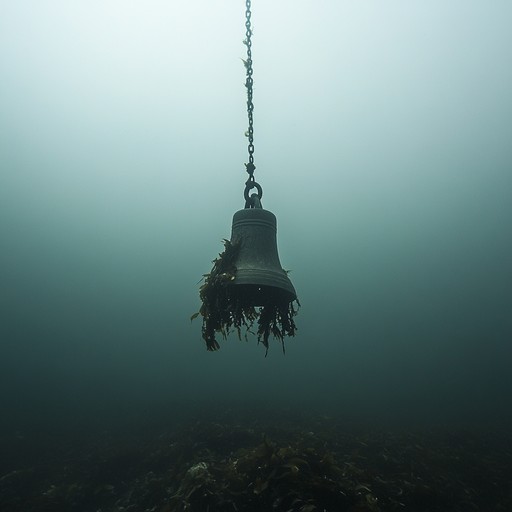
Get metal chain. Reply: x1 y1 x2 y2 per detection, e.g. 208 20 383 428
243 0 262 207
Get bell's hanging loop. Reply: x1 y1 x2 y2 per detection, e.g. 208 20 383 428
244 179 263 208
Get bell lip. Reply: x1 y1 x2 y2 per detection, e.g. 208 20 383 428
228 283 297 307
232 269 295 294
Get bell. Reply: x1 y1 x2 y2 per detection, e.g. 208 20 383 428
229 207 296 307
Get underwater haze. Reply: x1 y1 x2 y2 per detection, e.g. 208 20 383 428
1 0 512 440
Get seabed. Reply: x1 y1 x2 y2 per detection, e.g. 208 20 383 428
1 408 511 512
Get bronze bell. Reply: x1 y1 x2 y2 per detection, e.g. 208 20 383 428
229 207 296 307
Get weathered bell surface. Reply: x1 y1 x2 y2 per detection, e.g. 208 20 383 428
229 208 296 307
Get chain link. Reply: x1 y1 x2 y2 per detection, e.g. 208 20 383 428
244 0 254 171
242 0 262 206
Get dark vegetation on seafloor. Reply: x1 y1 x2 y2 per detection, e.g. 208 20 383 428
1 411 511 512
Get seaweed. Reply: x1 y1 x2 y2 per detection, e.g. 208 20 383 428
192 239 299 354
